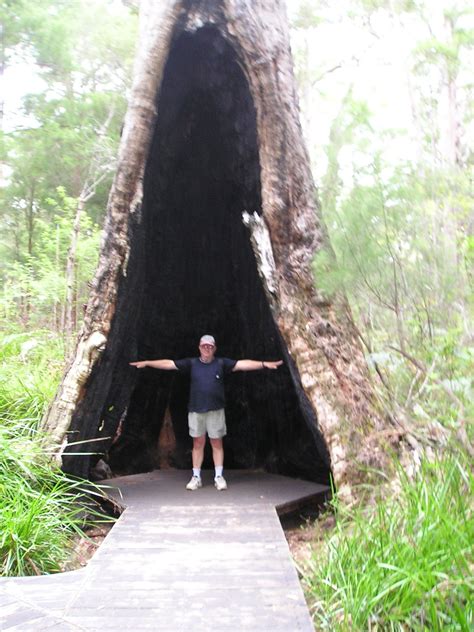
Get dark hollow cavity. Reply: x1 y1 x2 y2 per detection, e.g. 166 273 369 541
63 26 330 485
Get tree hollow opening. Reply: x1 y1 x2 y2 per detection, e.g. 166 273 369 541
66 26 331 485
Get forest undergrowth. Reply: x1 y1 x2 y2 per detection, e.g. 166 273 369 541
289 321 474 630
0 330 116 576
298 442 473 631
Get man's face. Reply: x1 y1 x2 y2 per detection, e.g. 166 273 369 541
199 343 216 361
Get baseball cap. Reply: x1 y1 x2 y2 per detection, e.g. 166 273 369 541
199 334 216 346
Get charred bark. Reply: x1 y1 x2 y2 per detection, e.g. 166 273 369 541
43 0 401 497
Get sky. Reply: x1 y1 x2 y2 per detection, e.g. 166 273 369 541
3 55 47 132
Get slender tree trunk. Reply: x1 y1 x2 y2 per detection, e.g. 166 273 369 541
61 105 116 351
20 180 37 323
53 223 60 331
25 181 36 258
444 15 462 169
0 22 4 131
63 195 85 352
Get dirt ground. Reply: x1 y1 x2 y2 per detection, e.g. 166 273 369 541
282 510 335 568
284 519 318 565
61 524 114 572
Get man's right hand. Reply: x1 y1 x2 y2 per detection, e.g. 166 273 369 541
129 359 177 370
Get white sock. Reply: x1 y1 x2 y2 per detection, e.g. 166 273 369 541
192 468 201 478
215 466 223 478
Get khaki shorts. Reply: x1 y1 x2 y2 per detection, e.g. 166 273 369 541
188 409 226 439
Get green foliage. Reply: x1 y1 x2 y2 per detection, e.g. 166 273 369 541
0 330 113 576
313 150 473 429
1 0 138 337
303 453 474 630
0 419 113 576
0 424 82 576
292 1 323 29
4 0 137 88
295 4 473 627
320 89 373 215
0 0 131 579
1 186 101 329
315 162 470 309
0 329 65 421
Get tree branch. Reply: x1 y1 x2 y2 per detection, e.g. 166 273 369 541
388 345 463 408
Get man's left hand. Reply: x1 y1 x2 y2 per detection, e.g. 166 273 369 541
263 360 283 370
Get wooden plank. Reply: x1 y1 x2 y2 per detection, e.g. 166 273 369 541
1 471 329 631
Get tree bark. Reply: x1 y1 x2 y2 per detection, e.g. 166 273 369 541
42 0 406 497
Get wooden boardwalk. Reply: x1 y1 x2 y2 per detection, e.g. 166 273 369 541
1 470 329 631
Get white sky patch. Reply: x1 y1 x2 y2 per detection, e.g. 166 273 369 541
3 55 47 132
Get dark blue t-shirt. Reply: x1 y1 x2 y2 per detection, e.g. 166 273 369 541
174 357 237 413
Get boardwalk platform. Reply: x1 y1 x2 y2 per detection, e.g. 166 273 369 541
1 470 329 631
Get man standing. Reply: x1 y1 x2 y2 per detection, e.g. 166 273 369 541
130 335 282 491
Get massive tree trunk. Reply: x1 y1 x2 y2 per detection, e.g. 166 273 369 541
42 0 400 498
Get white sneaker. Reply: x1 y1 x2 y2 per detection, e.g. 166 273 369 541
214 475 227 491
186 475 202 491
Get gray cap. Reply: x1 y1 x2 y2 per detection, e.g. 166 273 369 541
199 334 216 346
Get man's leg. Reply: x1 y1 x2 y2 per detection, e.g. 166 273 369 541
210 437 224 467
210 437 227 490
207 409 227 490
192 435 206 469
186 412 205 490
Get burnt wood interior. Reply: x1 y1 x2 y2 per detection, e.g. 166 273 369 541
63 26 330 485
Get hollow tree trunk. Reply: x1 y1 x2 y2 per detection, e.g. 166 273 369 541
42 0 406 498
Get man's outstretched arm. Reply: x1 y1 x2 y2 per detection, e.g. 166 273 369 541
130 360 178 370
232 360 283 372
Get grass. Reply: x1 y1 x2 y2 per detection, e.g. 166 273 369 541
0 329 65 429
0 422 107 576
0 329 114 576
302 453 474 631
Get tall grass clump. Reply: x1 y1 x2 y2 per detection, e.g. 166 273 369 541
0 424 93 576
304 453 473 631
0 329 113 576
0 330 65 426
